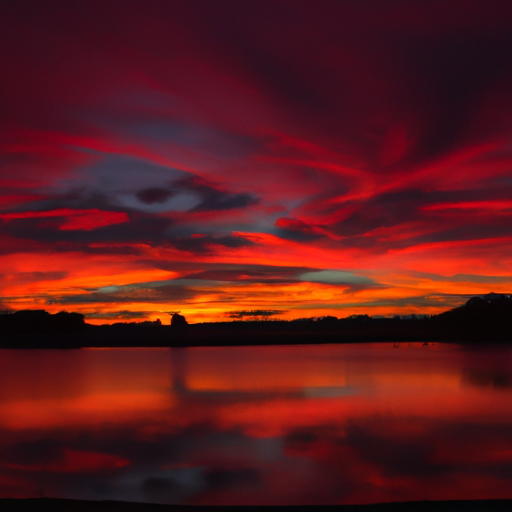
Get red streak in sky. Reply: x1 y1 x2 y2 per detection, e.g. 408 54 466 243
1 1 512 322
0 209 129 231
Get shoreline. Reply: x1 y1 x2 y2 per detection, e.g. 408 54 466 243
2 296 512 348
1 322 511 349
2 498 512 512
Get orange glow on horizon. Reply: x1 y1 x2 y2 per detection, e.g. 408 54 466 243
1 2 512 323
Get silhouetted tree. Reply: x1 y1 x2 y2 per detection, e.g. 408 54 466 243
171 312 188 326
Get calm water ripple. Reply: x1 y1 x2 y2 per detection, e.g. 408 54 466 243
1 343 512 505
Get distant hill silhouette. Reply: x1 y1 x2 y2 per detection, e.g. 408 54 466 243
431 293 512 340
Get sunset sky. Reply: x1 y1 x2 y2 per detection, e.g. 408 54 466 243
2 1 512 324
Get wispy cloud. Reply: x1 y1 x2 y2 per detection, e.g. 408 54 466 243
2 1 512 321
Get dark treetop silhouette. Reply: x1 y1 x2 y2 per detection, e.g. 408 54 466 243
1 294 511 348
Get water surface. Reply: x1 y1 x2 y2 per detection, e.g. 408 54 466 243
1 343 512 505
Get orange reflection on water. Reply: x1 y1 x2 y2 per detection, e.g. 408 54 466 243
0 392 174 430
0 344 511 505
184 345 348 391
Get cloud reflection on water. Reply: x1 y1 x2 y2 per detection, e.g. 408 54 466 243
0 344 512 504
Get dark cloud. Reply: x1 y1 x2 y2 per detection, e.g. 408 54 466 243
0 173 259 257
1 271 68 286
332 189 437 239
412 272 512 284
173 176 258 213
6 188 115 215
172 234 254 254
187 263 312 284
327 294 464 312
48 282 198 307
227 310 284 319
274 218 326 242
327 186 512 252
0 212 169 245
419 222 512 245
86 310 151 320
136 187 175 204
8 171 258 217
0 209 256 256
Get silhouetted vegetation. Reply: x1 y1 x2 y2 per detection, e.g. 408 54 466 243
431 293 512 341
0 310 85 335
1 293 512 348
170 312 188 326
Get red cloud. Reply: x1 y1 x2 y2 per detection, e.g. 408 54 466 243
0 209 129 231
2 1 512 321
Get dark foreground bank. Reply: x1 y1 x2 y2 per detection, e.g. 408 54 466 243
2 499 512 512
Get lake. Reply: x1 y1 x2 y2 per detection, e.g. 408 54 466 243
1 343 512 505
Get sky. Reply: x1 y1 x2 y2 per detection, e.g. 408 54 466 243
2 0 512 324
